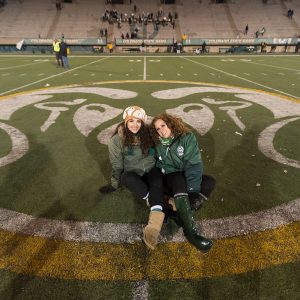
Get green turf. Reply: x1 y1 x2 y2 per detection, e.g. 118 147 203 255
149 262 300 300
0 80 299 221
0 54 299 299
0 262 298 300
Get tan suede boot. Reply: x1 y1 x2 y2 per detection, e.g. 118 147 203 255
168 197 177 211
143 211 165 250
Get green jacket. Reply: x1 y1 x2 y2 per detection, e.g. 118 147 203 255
155 132 203 193
108 133 155 189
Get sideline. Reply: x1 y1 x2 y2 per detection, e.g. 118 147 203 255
183 57 300 99
0 57 109 96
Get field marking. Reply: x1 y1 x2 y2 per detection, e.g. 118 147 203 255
0 80 299 284
183 57 300 99
143 56 146 80
0 61 48 71
133 281 149 300
242 60 300 72
0 198 298 243
0 57 109 96
0 222 298 280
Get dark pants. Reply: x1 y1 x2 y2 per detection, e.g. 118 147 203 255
163 172 216 199
55 52 63 66
121 167 164 208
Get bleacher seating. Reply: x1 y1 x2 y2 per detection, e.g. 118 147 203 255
0 0 299 45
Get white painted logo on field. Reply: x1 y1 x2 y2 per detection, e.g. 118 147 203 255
1 85 299 168
0 83 299 243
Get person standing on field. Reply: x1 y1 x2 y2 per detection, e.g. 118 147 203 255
60 39 69 68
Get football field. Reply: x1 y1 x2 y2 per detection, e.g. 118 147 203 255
0 54 299 299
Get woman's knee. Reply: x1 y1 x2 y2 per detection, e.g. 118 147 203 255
201 175 216 197
121 171 140 187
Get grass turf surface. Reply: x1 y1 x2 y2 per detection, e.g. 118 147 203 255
0 54 299 299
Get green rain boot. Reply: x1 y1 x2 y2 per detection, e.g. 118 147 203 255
174 195 213 252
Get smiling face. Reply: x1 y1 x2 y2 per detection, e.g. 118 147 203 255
154 119 172 139
126 118 142 134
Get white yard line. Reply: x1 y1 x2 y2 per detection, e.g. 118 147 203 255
183 57 300 99
143 56 146 80
0 57 109 96
0 61 48 71
0 198 298 243
132 281 149 300
242 60 300 72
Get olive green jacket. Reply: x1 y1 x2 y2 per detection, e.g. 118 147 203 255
108 134 155 189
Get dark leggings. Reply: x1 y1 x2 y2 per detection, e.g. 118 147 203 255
121 167 164 208
163 172 216 198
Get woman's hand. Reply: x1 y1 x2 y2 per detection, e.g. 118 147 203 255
188 192 206 211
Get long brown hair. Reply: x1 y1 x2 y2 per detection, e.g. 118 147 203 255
113 121 153 156
150 113 190 144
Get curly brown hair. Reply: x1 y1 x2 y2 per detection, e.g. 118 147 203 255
150 113 190 144
113 121 154 156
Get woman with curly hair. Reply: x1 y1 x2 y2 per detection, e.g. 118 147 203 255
99 106 165 250
150 113 215 252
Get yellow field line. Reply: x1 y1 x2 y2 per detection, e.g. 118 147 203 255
0 222 299 281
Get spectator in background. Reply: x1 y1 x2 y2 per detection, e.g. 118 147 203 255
52 39 63 67
295 41 300 53
244 24 249 35
56 0 62 10
107 42 113 53
202 41 207 53
172 19 175 29
60 39 69 68
260 27 266 36
284 41 288 53
140 41 145 52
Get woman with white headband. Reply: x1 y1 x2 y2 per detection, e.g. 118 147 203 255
99 106 165 250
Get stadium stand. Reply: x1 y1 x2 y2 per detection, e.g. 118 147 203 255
0 0 299 51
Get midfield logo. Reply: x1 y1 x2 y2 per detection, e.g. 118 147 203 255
1 84 299 169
